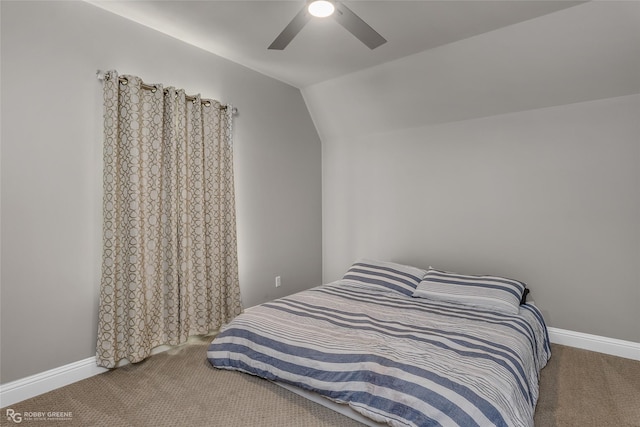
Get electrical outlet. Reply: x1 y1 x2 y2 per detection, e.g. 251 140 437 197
275 276 281 288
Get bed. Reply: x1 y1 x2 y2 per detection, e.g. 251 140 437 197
207 259 550 427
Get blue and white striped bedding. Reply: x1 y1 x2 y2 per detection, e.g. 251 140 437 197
207 280 550 427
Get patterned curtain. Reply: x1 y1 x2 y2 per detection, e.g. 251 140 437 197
96 71 243 368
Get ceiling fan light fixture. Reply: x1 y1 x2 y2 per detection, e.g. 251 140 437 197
268 0 386 50
308 0 335 18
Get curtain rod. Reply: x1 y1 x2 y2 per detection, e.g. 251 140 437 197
96 70 237 115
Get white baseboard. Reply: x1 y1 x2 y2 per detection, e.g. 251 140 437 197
1 329 638 408
0 335 216 409
0 357 108 408
547 327 640 361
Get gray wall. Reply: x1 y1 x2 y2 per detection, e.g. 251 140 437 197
303 2 640 342
0 1 322 383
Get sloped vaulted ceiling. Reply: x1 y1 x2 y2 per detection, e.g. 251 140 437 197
87 0 584 89
302 1 640 139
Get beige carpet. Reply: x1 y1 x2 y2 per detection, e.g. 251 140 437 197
534 344 640 427
2 341 639 426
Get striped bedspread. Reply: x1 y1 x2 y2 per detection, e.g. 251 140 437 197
207 280 551 427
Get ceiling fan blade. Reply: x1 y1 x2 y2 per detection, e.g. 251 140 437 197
268 6 312 50
333 3 386 50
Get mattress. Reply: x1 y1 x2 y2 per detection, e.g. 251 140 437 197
207 279 550 427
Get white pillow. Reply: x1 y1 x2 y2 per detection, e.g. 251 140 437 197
342 259 427 297
413 268 526 314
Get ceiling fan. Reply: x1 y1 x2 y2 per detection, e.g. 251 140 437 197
268 0 387 50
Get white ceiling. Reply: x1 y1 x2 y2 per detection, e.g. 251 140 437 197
88 1 584 89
